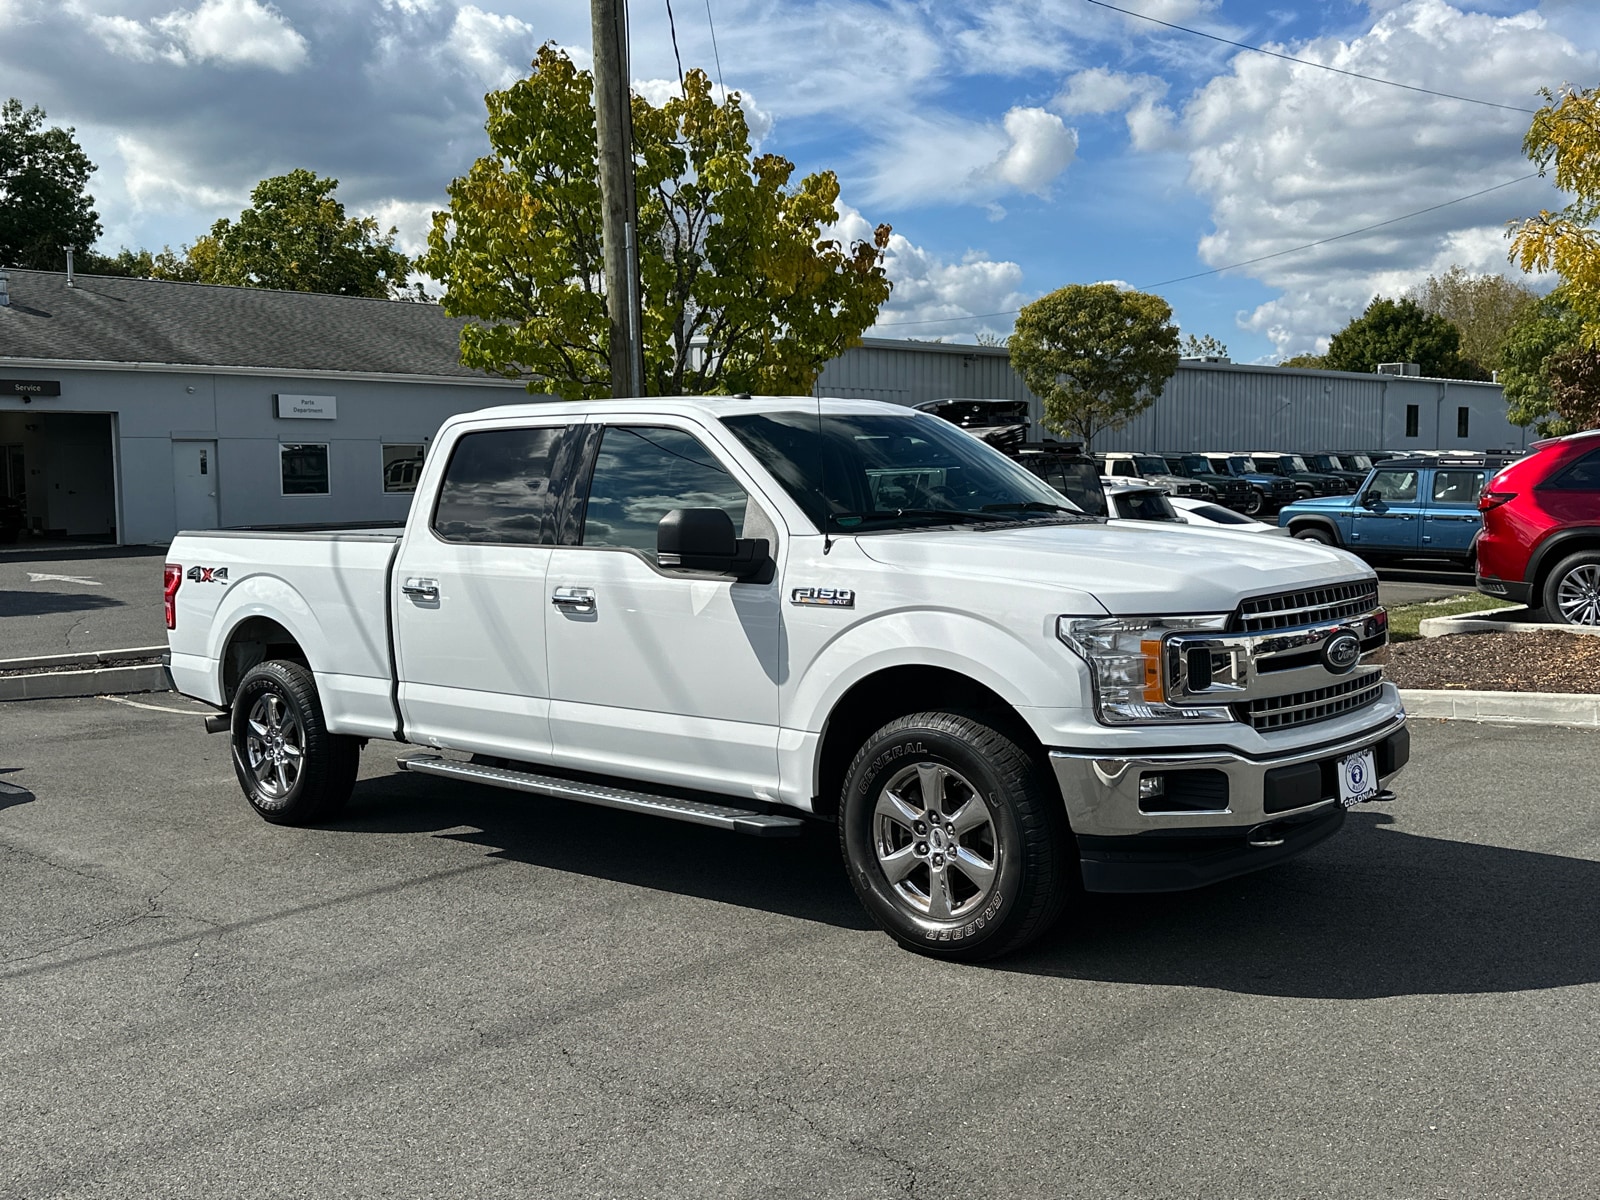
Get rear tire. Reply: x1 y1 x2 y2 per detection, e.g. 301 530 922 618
230 660 360 825
1542 552 1600 627
839 711 1071 961
1294 526 1336 546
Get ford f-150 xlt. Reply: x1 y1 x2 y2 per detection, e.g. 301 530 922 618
166 397 1408 960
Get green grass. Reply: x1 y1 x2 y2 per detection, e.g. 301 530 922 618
1388 593 1516 642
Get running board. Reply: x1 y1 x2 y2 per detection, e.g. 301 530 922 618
396 754 805 837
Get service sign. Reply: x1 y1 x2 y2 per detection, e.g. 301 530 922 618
2 379 60 397
275 393 337 420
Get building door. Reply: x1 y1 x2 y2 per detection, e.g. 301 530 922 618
172 441 219 532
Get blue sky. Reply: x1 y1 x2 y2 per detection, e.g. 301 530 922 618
3 0 1598 362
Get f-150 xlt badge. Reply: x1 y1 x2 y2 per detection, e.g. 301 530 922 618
791 587 854 608
186 566 229 584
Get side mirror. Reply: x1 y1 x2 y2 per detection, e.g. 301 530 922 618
658 508 771 581
1360 491 1383 509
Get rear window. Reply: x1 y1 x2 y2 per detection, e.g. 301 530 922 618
1431 469 1485 504
1546 446 1600 491
432 425 569 544
1188 503 1257 525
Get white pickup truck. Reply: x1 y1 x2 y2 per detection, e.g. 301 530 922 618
166 396 1407 960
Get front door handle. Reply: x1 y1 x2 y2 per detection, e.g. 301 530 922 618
402 577 439 600
552 586 596 613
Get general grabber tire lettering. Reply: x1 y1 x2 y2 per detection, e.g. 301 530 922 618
230 660 361 825
839 711 1071 961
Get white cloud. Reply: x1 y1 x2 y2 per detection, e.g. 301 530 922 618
154 0 309 72
443 4 539 89
863 106 1076 209
370 198 441 256
83 13 164 62
1054 67 1179 152
114 134 246 213
825 204 1029 342
1168 0 1594 355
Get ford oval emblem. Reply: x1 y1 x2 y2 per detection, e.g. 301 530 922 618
1323 630 1362 674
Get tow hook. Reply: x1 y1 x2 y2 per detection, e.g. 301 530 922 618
203 711 230 735
1247 823 1286 848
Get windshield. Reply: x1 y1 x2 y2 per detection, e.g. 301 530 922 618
1282 455 1309 472
1342 454 1374 471
1115 489 1180 522
1306 455 1339 472
1132 455 1171 476
721 410 1093 533
1228 456 1258 474
1177 455 1212 476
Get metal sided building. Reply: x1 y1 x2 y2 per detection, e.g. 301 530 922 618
0 268 528 545
816 337 1528 454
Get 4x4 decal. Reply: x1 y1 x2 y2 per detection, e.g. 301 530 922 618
186 566 230 584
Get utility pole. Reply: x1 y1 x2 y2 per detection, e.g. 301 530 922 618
591 0 645 398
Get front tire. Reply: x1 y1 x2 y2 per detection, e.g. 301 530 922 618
1543 552 1600 626
1243 489 1265 516
231 660 360 824
839 712 1070 961
1294 526 1336 546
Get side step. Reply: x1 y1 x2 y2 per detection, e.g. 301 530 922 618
396 754 806 837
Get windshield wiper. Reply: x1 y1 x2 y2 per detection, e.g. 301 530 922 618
830 508 1012 527
980 501 1081 516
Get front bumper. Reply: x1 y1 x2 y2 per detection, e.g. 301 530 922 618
1050 713 1408 893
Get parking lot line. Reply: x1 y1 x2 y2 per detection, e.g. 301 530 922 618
97 695 211 716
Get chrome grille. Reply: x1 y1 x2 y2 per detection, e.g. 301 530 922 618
1235 671 1385 732
1235 581 1381 633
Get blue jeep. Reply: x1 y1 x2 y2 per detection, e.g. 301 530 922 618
1277 457 1487 566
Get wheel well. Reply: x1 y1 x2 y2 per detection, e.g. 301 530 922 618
1287 516 1339 542
811 666 1043 821
221 617 309 703
1532 534 1600 600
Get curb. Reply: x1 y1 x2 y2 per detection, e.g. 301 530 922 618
0 646 174 702
1418 605 1600 638
1399 688 1600 729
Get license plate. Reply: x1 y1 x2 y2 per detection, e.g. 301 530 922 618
1337 749 1379 807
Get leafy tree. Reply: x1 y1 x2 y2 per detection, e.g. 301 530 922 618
1279 352 1329 369
78 245 197 280
1402 266 1538 374
0 98 101 271
1499 289 1586 432
1009 283 1180 447
1179 332 1228 358
422 45 891 399
1510 85 1600 347
1547 346 1600 433
179 169 411 297
1323 296 1485 379
974 331 1009 347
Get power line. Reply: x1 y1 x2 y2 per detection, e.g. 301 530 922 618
664 0 685 89
704 0 725 93
1080 0 1539 115
1143 172 1542 287
872 172 1545 328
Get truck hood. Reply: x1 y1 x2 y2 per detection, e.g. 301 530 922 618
853 522 1370 615
1282 495 1358 514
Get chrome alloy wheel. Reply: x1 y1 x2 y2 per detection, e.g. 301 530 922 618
872 763 999 921
244 691 305 801
1556 564 1600 626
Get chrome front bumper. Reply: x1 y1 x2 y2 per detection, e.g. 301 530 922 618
1050 712 1408 892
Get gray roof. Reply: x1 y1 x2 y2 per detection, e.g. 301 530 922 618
0 268 496 379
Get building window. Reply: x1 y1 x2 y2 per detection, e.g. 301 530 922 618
281 443 329 495
1405 404 1420 438
382 443 425 493
1457 407 1470 439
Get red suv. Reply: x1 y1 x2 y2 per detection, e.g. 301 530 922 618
1476 429 1600 625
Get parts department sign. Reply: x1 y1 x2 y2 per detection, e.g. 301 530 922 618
275 393 336 420
1 379 60 397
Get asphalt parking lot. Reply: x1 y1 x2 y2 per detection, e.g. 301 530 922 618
3 701 1599 1198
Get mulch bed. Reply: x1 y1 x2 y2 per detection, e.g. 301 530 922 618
1387 630 1600 693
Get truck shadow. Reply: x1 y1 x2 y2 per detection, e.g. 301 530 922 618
1007 811 1600 998
0 591 126 618
336 771 875 931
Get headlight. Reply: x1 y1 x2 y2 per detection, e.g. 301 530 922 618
1056 616 1233 725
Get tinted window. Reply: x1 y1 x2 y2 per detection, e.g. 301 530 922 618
1133 456 1171 475
1431 469 1485 504
1228 456 1258 473
433 426 567 544
582 426 747 554
1367 469 1418 503
1344 455 1374 471
723 411 1091 532
1033 460 1105 517
1548 447 1600 491
1116 490 1180 522
1188 503 1256 525
281 443 328 495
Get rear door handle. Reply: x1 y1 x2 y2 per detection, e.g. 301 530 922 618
552 586 596 613
402 577 439 600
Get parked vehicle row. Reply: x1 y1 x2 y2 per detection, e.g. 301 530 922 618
1277 457 1486 569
